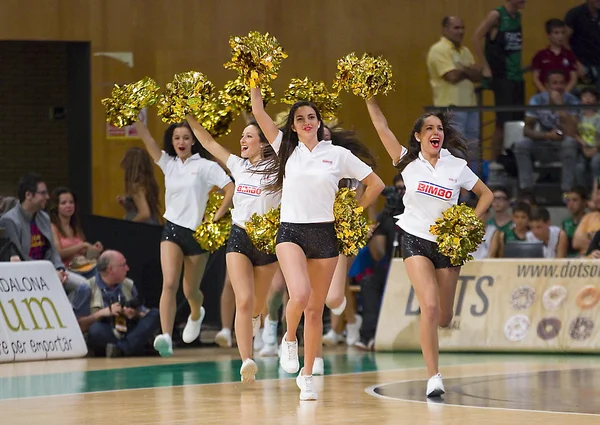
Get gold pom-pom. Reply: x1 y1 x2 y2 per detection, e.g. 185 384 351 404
281 77 341 122
223 31 288 87
245 206 281 254
429 204 485 266
334 188 370 256
332 52 395 99
194 191 232 252
195 98 236 139
156 71 215 124
218 77 275 114
102 77 161 127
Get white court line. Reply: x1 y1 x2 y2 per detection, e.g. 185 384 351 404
365 366 600 418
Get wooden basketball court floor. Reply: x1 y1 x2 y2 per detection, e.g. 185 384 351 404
0 346 599 424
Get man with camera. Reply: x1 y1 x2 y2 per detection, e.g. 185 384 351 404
77 250 160 357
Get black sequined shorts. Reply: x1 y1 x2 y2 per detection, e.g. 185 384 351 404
226 224 278 267
161 220 206 257
401 232 458 269
276 222 339 259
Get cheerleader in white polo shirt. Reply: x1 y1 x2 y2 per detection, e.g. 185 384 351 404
185 114 281 383
251 87 385 401
364 97 493 398
134 120 234 357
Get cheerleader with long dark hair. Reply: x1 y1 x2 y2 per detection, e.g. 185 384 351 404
251 88 385 400
364 97 493 397
134 120 234 357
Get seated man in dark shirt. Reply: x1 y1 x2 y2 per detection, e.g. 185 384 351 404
77 250 160 357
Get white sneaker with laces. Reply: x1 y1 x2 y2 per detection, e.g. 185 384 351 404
322 329 343 347
312 357 324 375
345 315 362 346
153 333 173 357
426 373 445 398
182 307 205 343
262 315 278 346
240 358 258 383
296 368 318 401
215 328 232 348
259 343 278 357
279 332 299 373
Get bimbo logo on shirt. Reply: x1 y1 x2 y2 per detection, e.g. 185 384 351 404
416 181 452 200
237 184 262 197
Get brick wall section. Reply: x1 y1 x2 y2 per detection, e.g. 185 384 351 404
0 41 69 197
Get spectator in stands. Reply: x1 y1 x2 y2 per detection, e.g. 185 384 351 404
575 87 600 190
473 0 526 163
488 201 531 257
426 16 482 169
513 70 580 193
77 250 160 357
0 196 18 216
573 189 600 254
562 186 588 256
526 207 568 258
0 173 90 310
117 147 161 225
531 19 578 94
565 0 600 93
487 186 513 233
48 187 103 271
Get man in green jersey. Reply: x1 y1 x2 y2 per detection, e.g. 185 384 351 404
562 186 588 257
473 0 526 162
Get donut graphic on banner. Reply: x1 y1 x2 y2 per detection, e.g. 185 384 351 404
504 314 530 342
542 285 568 312
510 285 535 310
536 317 562 341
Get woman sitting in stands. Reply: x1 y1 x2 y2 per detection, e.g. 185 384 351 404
49 187 103 275
117 147 162 225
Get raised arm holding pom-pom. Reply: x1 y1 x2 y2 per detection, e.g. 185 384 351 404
364 94 492 399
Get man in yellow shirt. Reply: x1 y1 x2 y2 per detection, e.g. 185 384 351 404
427 16 482 170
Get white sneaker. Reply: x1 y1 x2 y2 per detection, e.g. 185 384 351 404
312 357 324 375
252 316 261 337
240 358 258 383
426 373 445 398
345 315 362 346
259 343 278 357
153 333 173 357
215 328 232 348
279 332 299 374
322 329 343 347
253 328 264 351
182 307 205 343
262 315 278 346
296 368 318 401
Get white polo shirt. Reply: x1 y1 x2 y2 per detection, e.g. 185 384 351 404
272 131 373 223
395 148 479 242
156 151 232 230
226 154 282 229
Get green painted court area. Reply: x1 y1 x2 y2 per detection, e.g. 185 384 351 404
1 351 599 401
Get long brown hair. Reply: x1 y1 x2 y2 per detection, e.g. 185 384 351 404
120 147 161 220
48 187 84 238
325 124 377 168
396 111 467 172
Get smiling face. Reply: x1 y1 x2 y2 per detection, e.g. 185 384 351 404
415 115 444 156
291 105 320 141
172 126 195 160
240 124 264 161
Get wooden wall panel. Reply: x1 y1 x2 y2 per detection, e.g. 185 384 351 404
0 0 582 218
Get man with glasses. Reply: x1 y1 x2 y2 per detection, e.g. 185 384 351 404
0 172 90 310
77 250 160 357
